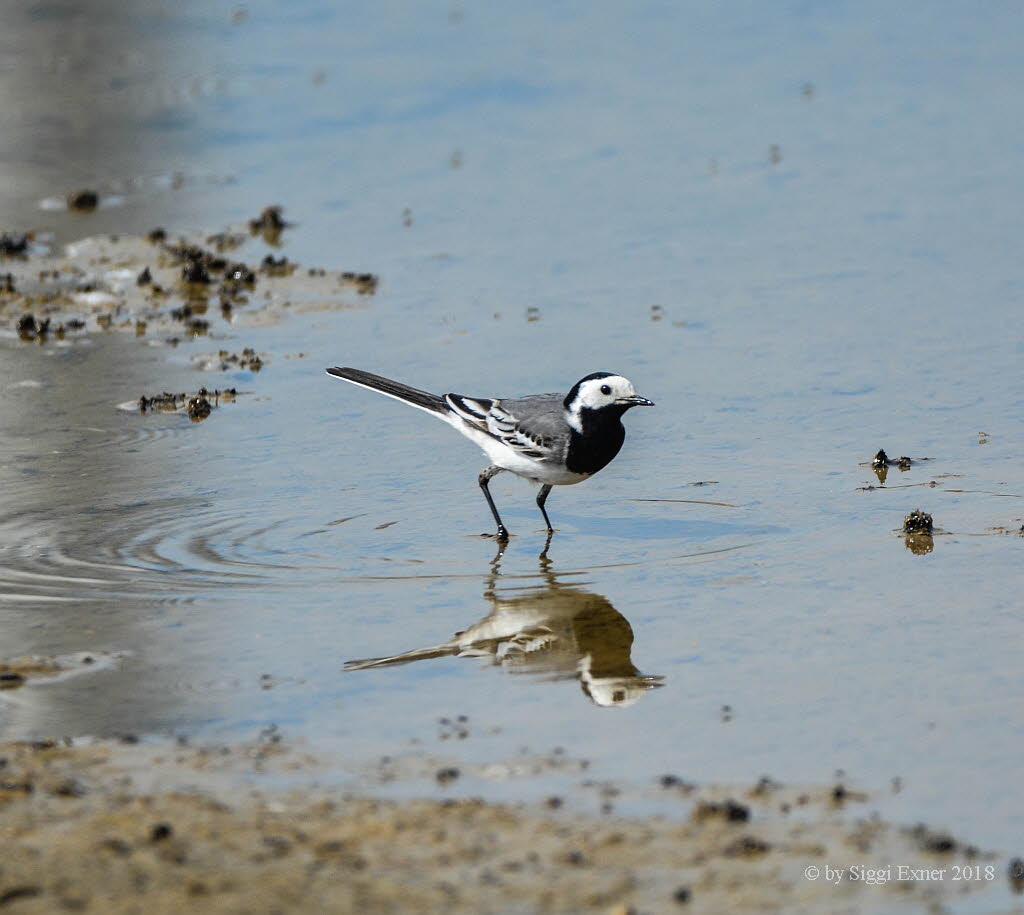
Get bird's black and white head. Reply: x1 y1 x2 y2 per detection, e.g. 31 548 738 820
563 372 654 432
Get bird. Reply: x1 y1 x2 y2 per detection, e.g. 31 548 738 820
325 367 654 540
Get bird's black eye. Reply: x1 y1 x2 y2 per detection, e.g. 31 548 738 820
600 384 611 395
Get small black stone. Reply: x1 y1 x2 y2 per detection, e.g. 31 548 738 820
0 672 26 689
724 835 771 857
260 254 292 276
182 261 211 284
67 189 99 211
187 396 212 421
695 798 749 822
435 767 460 785
924 834 956 853
0 887 42 906
249 205 289 232
903 510 933 533
1009 857 1024 892
0 232 30 256
908 824 957 853
723 799 749 821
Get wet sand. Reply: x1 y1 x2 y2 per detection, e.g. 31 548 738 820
0 737 1011 914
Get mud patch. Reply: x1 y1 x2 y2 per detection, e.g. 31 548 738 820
1 219 376 347
192 348 265 372
0 652 126 693
0 738 1011 914
866 449 931 485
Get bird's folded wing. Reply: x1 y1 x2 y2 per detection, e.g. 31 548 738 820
446 393 566 462
444 393 494 427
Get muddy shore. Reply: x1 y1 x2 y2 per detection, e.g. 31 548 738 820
1 737 1016 914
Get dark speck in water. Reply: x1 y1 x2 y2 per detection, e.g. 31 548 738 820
67 189 99 212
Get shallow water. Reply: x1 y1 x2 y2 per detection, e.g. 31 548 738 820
2 0 1022 884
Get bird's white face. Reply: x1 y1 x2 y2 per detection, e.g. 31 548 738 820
573 374 639 409
563 373 654 433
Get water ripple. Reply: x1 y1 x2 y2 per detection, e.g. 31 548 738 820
0 489 754 604
0 500 296 603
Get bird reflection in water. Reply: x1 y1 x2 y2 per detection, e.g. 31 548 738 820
344 554 664 707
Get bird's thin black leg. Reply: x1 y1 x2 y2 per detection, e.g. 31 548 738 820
536 484 554 534
478 466 509 540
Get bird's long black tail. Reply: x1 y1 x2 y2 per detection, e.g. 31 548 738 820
326 367 447 416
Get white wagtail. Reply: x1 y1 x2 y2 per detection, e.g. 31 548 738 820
325 367 654 539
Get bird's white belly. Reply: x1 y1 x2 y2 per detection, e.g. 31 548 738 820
451 419 589 485
494 450 589 485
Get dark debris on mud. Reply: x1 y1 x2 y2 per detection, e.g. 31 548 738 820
66 189 100 212
902 510 935 555
872 449 913 471
3 210 378 424
193 347 265 372
869 448 931 485
2 208 378 347
248 204 291 246
903 510 934 534
0 737 1005 915
137 387 237 422
1 231 32 257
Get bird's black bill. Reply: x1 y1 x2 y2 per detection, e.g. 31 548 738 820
619 395 655 407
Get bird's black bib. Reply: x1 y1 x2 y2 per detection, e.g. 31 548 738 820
565 406 627 476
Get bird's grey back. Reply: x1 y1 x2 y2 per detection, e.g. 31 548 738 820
494 393 570 442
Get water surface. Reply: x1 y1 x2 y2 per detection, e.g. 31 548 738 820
1 1 1022 882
